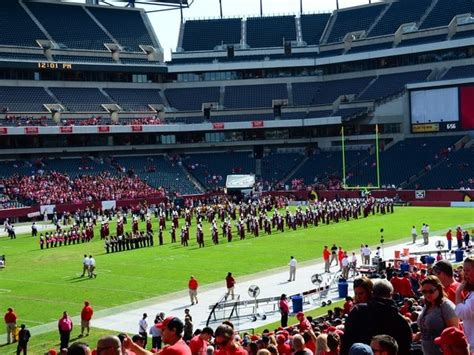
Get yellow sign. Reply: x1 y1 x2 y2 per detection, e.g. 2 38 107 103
412 123 440 133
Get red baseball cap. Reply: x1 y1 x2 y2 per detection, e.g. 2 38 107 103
434 327 467 347
156 316 175 330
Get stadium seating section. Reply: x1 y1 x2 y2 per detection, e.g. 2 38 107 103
104 89 163 112
0 1 46 47
420 0 474 29
88 7 156 52
246 16 297 48
326 3 387 44
49 87 112 112
300 14 331 45
261 153 305 183
27 2 112 51
165 87 220 111
181 18 242 51
224 84 287 109
369 0 432 37
0 86 53 112
442 65 474 81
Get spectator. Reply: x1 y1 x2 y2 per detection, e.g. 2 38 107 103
433 260 460 303
150 318 161 350
183 316 193 342
292 334 312 355
4 307 17 344
97 335 122 354
158 316 191 355
369 335 397 355
189 327 213 355
416 276 459 355
348 343 373 355
434 326 469 355
455 256 474 351
214 324 247 355
341 279 412 354
353 277 373 304
58 311 73 350
67 341 92 355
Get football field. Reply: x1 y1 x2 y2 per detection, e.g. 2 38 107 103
0 206 472 329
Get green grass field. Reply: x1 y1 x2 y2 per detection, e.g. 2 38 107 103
0 207 472 333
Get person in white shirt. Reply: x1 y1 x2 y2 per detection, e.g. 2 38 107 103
455 256 474 351
81 255 89 277
362 245 371 265
341 252 350 279
138 313 148 349
88 255 96 278
411 226 417 244
350 252 358 277
288 256 297 282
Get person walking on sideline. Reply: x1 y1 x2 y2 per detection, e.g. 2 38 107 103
80 301 93 337
188 276 198 305
58 311 73 350
88 255 96 278
4 307 17 344
81 255 89 277
288 256 297 282
138 313 148 349
225 272 235 300
16 324 31 355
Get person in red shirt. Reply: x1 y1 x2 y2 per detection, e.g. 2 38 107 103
188 276 199 305
80 301 94 337
296 312 311 332
433 260 461 303
214 324 248 355
225 272 235 300
189 327 213 355
276 334 291 355
343 296 354 315
323 246 331 273
338 247 345 271
456 227 463 249
4 307 17 344
399 272 415 298
125 316 191 355
446 229 453 251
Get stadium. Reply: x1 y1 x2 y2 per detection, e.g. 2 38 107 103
0 0 473 353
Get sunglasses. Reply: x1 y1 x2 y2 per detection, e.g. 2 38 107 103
421 288 437 295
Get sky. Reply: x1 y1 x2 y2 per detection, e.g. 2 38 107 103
138 0 383 60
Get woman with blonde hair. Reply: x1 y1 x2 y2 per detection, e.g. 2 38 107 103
315 333 330 355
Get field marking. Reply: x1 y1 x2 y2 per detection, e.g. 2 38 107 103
0 288 11 293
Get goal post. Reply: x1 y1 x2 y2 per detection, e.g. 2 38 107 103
341 124 381 190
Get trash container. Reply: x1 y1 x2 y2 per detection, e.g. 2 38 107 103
291 295 303 313
338 279 348 298
455 249 464 263
400 262 410 273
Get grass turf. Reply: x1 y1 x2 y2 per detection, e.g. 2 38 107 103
0 207 472 331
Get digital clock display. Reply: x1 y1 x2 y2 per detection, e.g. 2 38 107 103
37 62 73 70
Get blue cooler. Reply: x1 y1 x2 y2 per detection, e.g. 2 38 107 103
292 295 303 313
455 249 464 263
338 280 348 298
400 262 410 273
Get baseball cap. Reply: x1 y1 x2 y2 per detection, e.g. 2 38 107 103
156 316 182 330
296 312 304 318
434 326 467 347
349 343 374 355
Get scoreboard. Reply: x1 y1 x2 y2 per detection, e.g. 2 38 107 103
410 85 474 133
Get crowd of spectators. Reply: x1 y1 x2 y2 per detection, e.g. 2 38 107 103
3 115 50 126
128 116 162 125
0 171 164 205
18 256 470 355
